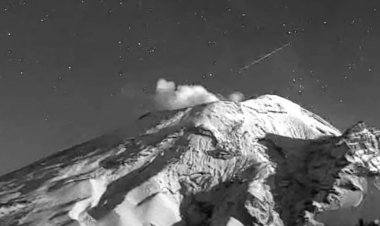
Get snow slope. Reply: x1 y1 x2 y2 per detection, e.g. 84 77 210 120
0 95 379 226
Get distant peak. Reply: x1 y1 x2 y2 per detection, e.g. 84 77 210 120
343 121 367 136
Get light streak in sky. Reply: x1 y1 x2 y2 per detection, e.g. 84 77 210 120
239 42 291 73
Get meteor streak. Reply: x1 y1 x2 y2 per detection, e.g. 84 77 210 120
239 42 291 73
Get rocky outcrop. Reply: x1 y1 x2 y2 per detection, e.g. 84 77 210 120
0 95 379 226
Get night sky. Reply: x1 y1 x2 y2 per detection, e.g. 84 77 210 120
0 0 379 175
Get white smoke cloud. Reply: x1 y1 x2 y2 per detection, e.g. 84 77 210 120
153 79 220 110
228 91 245 102
153 79 245 110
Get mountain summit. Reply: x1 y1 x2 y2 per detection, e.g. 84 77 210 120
1 95 379 226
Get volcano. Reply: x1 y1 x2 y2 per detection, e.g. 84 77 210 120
1 95 380 226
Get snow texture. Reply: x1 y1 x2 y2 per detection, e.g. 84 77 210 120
0 95 380 226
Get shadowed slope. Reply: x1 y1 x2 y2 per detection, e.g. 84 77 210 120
1 95 379 226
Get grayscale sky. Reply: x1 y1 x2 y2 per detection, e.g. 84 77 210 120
0 0 379 175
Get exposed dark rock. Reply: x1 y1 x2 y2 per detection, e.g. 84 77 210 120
0 95 379 226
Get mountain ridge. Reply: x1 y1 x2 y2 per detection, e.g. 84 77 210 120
0 95 379 226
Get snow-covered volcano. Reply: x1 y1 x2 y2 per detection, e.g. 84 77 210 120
1 95 380 226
